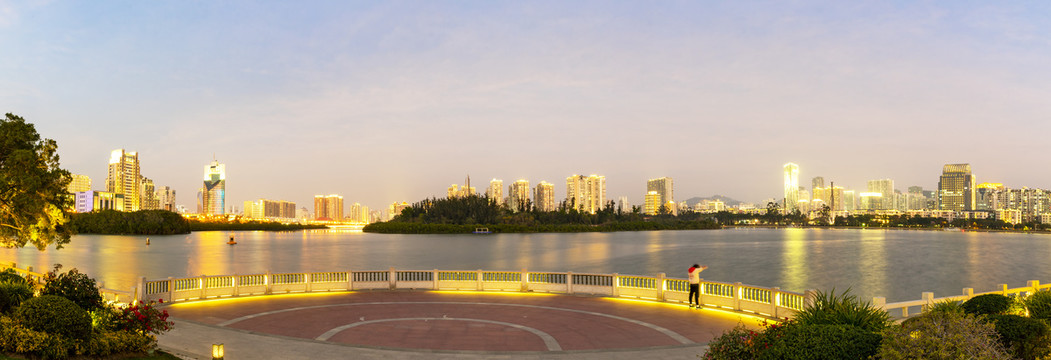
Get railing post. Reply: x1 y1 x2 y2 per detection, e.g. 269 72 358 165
1000 284 1008 295
433 269 439 290
567 271 574 294
699 278 706 305
136 276 146 303
657 273 666 301
347 271 354 291
921 292 934 313
1028 280 1041 296
232 275 240 297
167 277 174 301
733 282 743 311
963 287 974 298
199 275 207 299
771 287 780 318
612 273 620 298
521 268 528 292
389 267 396 290
305 273 312 293
873 297 886 316
265 271 272 295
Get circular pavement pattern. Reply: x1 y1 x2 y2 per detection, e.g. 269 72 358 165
163 290 762 353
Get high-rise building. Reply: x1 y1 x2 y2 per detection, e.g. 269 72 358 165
867 179 895 210
508 179 530 212
976 183 1004 211
245 199 297 220
487 179 504 205
107 149 141 211
199 160 226 215
647 177 674 211
447 176 476 198
314 194 343 221
811 177 825 196
617 196 630 213
783 163 799 213
644 191 662 215
140 177 159 210
843 190 856 211
388 201 409 221
68 174 91 193
157 186 176 212
566 174 606 214
939 164 976 211
534 181 555 212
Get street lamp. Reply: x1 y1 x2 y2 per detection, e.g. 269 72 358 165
211 343 224 360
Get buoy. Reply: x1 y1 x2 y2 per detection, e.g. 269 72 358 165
227 236 237 245
146 238 150 245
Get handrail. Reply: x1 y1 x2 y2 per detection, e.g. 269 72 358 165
127 267 809 320
876 280 1050 319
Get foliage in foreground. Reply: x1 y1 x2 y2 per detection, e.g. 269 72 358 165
42 265 104 312
792 288 891 333
986 314 1051 360
14 295 93 342
879 310 1011 360
961 293 1014 316
0 281 33 314
0 113 73 250
1024 290 1051 321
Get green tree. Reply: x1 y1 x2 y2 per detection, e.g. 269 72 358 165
0 113 73 249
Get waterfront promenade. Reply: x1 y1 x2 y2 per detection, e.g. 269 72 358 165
158 290 763 359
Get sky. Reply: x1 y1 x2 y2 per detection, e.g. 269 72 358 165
3 1 1051 213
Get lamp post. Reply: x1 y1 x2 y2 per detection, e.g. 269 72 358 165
211 343 224 360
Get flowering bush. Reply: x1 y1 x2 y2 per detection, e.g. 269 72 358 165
702 323 764 360
117 300 173 335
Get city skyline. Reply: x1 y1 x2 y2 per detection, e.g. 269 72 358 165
5 2 1051 210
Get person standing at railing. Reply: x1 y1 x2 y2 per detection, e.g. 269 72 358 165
688 264 707 309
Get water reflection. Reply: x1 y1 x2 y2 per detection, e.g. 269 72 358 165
780 229 808 291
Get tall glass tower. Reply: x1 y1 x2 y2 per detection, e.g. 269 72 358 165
107 149 141 211
783 163 799 213
201 160 225 215
939 164 975 211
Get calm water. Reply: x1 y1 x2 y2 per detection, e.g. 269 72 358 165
1 228 1048 302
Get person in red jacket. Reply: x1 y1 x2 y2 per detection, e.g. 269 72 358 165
688 264 708 309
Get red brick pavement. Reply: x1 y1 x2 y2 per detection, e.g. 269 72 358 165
163 290 763 352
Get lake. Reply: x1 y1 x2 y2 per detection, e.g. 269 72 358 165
1 228 1048 302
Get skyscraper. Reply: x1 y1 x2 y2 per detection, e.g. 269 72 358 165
534 181 555 212
647 177 674 213
811 176 825 195
107 149 141 211
487 179 504 205
68 174 91 193
566 174 606 214
644 191 661 215
783 163 799 213
867 179 895 210
140 177 159 210
939 164 976 211
200 160 226 215
509 179 530 211
314 194 344 220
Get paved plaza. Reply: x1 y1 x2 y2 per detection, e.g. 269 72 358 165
158 290 765 359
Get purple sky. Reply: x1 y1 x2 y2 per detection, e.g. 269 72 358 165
3 1 1050 212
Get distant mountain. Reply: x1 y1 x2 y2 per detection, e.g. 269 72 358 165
683 195 743 208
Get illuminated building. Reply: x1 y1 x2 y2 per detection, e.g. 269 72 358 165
907 186 927 211
388 201 409 221
566 174 606 214
798 188 810 213
68 174 91 193
811 177 825 195
245 199 297 220
447 176 476 198
314 194 343 221
349 203 371 223
107 149 141 211
938 164 976 211
813 186 845 211
647 177 674 211
75 191 125 212
867 179 895 210
487 179 504 205
859 192 882 211
644 191 661 215
617 196 630 213
509 179 530 212
783 163 799 213
199 160 226 215
842 190 856 211
141 177 159 210
534 181 555 212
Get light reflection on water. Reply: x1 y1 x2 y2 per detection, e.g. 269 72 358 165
1 228 1048 302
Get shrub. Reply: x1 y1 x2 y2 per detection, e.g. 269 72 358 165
14 295 92 341
1024 290 1051 321
75 329 155 357
41 265 104 311
793 288 891 333
701 323 764 360
0 268 32 286
879 310 1011 360
89 306 124 331
986 314 1051 360
759 323 881 360
962 294 1013 316
927 299 964 314
0 280 34 313
0 316 69 359
117 300 173 335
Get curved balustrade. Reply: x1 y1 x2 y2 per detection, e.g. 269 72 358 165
128 267 808 320
877 280 1051 319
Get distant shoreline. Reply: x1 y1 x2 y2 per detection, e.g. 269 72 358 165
723 224 1051 235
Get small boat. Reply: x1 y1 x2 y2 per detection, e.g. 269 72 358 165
227 236 237 245
473 227 491 234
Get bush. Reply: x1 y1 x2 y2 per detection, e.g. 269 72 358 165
793 288 891 333
1024 290 1051 321
986 314 1051 360
962 294 1013 316
879 310 1011 359
0 268 32 286
41 265 104 311
75 329 155 357
14 295 92 341
760 323 881 360
0 316 69 359
0 280 34 313
927 299 964 314
117 300 173 335
89 306 124 331
701 323 764 360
